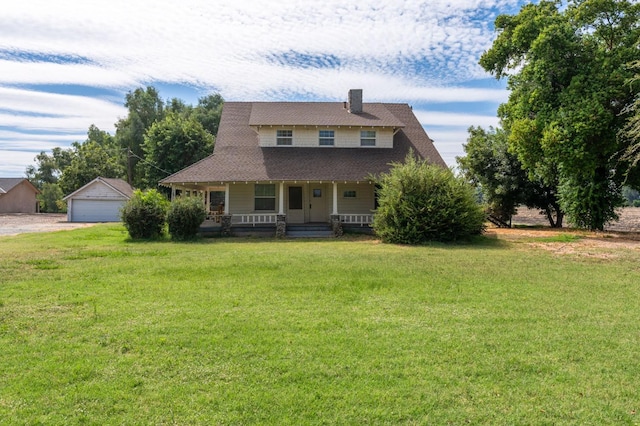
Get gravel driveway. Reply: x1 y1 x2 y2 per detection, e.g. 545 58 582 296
0 214 99 236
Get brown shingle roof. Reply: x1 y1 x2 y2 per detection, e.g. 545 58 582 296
249 102 404 127
161 101 445 185
100 178 134 198
0 178 39 195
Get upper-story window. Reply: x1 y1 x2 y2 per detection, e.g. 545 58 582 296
276 129 293 145
360 130 376 146
319 130 335 146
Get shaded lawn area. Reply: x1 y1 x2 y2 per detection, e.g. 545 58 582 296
1 224 639 424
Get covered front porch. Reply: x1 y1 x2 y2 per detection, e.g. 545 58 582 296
164 180 375 235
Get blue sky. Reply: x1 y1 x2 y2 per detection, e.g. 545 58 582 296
0 0 527 177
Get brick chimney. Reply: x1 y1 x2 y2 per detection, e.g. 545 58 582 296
348 89 363 114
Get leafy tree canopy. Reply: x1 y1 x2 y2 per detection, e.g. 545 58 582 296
115 86 165 187
139 112 214 188
621 60 640 175
26 86 224 208
458 126 563 227
480 0 640 230
58 125 125 195
26 147 74 189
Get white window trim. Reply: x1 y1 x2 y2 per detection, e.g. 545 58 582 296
319 130 335 146
276 129 293 146
360 130 376 147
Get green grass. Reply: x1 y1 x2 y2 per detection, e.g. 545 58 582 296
1 225 639 424
529 233 583 243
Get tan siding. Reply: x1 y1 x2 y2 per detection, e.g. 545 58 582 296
228 183 253 213
337 183 375 214
258 127 394 148
0 181 38 213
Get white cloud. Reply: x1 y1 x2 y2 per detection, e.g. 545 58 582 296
0 150 41 176
427 129 475 167
414 110 500 128
0 0 524 175
0 87 126 133
0 61 138 88
0 0 518 96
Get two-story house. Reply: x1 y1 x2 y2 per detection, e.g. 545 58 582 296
160 90 445 236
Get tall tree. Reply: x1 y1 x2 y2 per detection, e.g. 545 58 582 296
458 126 563 227
480 0 640 230
25 147 74 188
192 93 224 136
115 86 164 187
621 60 640 176
139 112 214 188
25 147 74 212
59 125 125 195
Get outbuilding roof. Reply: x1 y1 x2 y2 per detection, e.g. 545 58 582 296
0 178 39 195
63 177 134 201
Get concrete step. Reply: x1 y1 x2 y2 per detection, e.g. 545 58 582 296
287 225 332 232
286 224 334 238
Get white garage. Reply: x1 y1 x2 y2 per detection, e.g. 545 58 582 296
63 177 134 222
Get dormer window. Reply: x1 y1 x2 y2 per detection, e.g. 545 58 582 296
276 129 293 145
360 130 376 146
319 130 334 146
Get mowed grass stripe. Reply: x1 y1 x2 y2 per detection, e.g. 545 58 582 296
0 224 639 424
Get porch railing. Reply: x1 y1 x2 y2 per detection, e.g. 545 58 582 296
205 212 223 223
339 214 373 226
233 213 278 226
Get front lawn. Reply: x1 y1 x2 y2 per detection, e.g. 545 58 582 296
1 225 639 424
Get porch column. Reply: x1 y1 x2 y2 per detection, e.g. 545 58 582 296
204 189 210 211
224 183 230 214
171 186 176 201
332 182 338 215
278 182 284 215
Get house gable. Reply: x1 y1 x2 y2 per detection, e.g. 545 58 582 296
0 178 39 213
63 177 133 201
249 101 403 149
161 96 445 186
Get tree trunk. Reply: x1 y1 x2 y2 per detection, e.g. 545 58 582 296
545 205 564 228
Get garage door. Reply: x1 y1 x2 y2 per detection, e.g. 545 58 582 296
71 199 124 222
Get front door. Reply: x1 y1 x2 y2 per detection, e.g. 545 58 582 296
287 186 304 223
309 185 328 222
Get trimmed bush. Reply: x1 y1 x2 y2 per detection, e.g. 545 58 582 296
373 153 486 244
167 197 207 240
120 189 169 239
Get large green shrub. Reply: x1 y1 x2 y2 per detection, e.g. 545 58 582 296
373 154 486 244
167 197 207 240
120 189 169 239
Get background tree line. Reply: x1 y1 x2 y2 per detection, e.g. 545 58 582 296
26 87 223 212
458 0 640 231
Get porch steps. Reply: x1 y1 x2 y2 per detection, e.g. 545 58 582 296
287 224 334 238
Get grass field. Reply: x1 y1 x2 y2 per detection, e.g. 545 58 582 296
1 225 639 424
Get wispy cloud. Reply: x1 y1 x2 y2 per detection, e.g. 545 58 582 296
0 87 126 132
1 0 519 95
0 0 524 175
414 110 500 127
